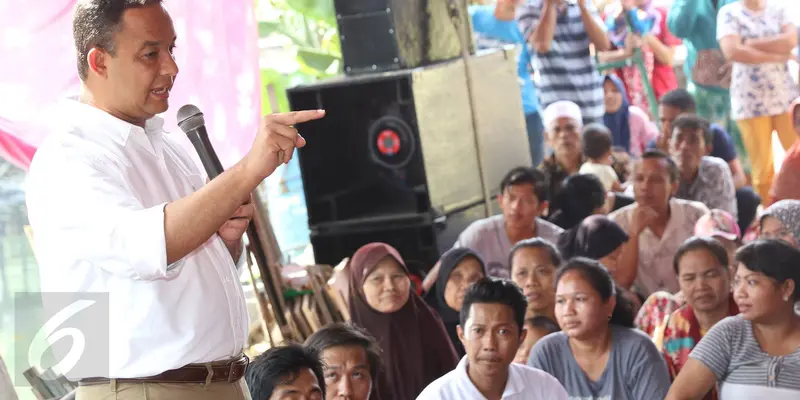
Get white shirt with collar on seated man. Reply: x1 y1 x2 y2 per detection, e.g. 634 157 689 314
25 1 325 399
416 278 568 400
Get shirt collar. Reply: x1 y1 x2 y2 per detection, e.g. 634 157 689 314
456 356 522 398
61 97 166 155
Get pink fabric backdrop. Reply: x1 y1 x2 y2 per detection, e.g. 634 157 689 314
0 0 261 170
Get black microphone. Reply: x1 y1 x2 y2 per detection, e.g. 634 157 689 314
176 104 224 180
175 104 291 333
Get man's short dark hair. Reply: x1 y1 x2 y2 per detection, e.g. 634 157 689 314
582 123 614 160
459 278 528 335
660 88 697 113
73 0 163 80
304 323 382 380
640 149 680 183
245 344 326 399
672 114 714 146
508 238 563 272
499 166 550 202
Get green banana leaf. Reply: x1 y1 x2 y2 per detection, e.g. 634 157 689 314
285 0 337 26
297 47 340 74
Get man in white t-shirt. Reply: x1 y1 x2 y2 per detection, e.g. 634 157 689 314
416 278 567 400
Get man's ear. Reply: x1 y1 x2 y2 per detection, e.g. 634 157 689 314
87 47 109 78
705 143 714 156
539 200 550 217
669 183 679 197
519 326 528 344
457 324 466 345
781 279 796 303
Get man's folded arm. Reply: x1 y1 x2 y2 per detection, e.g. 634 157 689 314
27 150 260 280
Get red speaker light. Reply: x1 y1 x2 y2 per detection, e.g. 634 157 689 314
377 129 401 156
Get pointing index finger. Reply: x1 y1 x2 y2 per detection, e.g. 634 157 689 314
269 109 326 125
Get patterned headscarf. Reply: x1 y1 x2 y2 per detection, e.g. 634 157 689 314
760 200 800 243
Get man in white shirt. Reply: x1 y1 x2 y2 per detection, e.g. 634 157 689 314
245 344 325 400
25 1 323 399
416 278 567 400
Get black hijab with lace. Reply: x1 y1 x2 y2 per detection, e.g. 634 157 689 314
558 215 629 259
426 248 486 357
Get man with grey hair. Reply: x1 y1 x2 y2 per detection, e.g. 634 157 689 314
538 100 586 218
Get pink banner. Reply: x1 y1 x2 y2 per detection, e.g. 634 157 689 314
0 0 261 170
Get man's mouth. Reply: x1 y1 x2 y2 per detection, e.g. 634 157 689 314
151 87 171 97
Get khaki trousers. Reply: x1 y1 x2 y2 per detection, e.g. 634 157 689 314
76 378 252 400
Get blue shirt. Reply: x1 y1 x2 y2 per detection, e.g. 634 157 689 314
648 123 737 162
469 5 539 115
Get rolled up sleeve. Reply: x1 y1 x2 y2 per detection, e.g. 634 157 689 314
27 147 180 281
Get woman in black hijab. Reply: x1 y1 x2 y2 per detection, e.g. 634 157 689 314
558 215 629 274
426 248 486 357
548 174 609 230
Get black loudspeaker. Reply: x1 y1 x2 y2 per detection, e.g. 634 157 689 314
288 48 532 268
308 203 486 272
333 0 474 75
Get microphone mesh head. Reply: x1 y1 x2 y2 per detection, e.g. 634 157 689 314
177 104 205 132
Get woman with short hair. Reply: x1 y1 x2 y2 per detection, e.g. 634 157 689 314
666 239 800 399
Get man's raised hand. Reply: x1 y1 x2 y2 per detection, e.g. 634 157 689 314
244 110 326 180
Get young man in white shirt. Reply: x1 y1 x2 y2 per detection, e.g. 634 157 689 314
245 345 325 400
417 278 568 400
25 1 324 399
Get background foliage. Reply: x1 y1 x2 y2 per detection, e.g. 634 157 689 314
257 0 342 114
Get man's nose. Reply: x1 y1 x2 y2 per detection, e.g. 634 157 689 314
482 332 498 350
161 52 179 77
337 376 353 396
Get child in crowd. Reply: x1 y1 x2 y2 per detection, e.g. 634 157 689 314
579 123 622 192
514 316 560 364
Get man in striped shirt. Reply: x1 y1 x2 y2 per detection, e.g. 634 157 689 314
517 0 611 125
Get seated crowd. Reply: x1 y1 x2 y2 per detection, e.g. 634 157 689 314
241 0 800 398
243 156 800 400
241 72 800 400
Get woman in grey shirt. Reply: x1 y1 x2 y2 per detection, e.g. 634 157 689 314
528 257 671 399
666 239 800 400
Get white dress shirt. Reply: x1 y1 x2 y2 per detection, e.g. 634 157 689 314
416 356 568 400
26 99 249 379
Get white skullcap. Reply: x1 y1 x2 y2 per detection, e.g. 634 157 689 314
542 100 583 129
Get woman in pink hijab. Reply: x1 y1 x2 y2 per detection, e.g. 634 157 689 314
348 243 458 400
